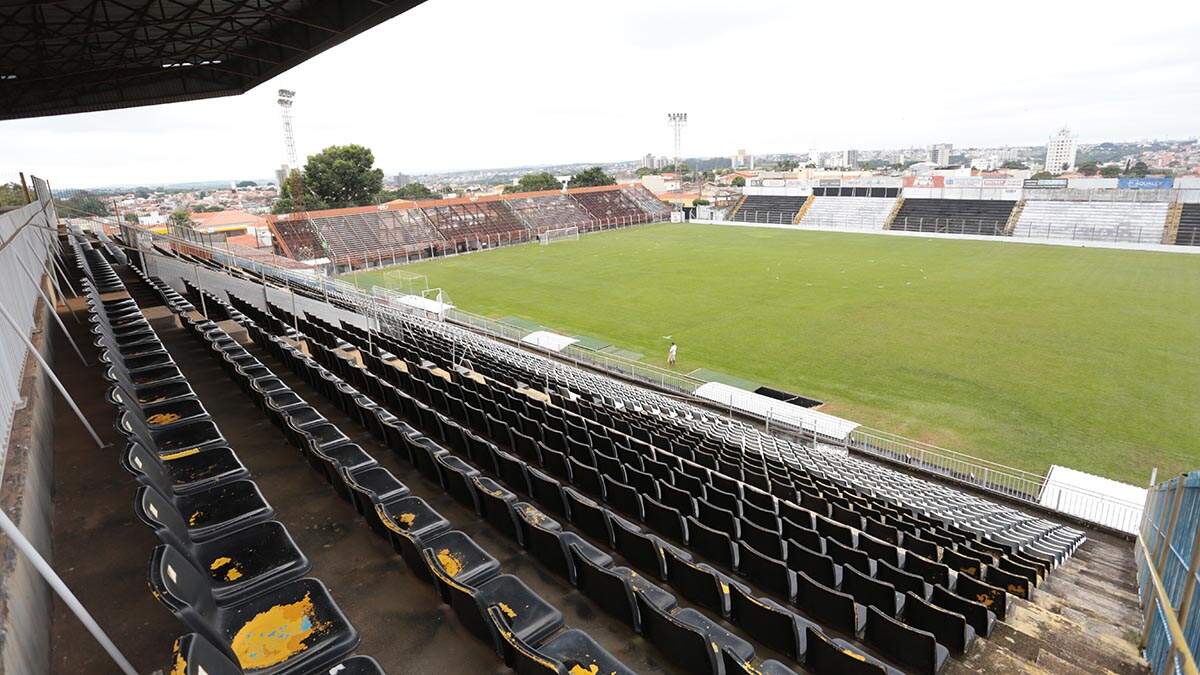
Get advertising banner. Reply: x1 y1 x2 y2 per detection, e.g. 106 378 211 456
1118 177 1174 190
1023 179 1068 189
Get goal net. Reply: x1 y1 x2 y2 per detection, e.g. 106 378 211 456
539 226 580 245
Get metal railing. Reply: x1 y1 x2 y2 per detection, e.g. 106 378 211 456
1009 220 1169 244
1025 188 1177 203
849 427 1146 533
1137 472 1200 675
115 215 1152 533
0 176 61 473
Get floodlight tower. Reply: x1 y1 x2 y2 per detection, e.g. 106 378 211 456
277 89 298 169
667 112 687 165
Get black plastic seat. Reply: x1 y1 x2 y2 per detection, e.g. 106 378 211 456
432 562 564 652
569 545 643 630
932 584 996 637
727 583 810 660
489 606 636 675
610 515 666 579
434 453 481 512
804 626 891 675
984 564 1032 599
378 496 452 576
953 573 1007 622
635 591 755 675
420 530 502 600
795 571 865 635
473 475 522 544
904 591 976 654
134 481 271 544
527 467 569 518
738 543 795 602
150 546 358 674
841 565 903 617
863 606 948 674
525 521 611 585
875 559 930 600
905 553 951 588
643 495 687 543
686 516 739 569
663 548 728 616
126 443 248 496
601 476 643 520
786 542 840 589
563 487 612 545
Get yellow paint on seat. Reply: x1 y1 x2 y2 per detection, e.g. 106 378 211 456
843 648 866 662
188 511 203 526
160 447 201 460
231 592 325 669
498 602 517 619
437 548 464 577
169 638 187 675
397 512 416 527
568 664 600 675
210 556 233 570
147 412 181 425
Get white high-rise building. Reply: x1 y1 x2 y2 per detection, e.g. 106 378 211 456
1044 127 1077 174
641 153 656 169
928 143 953 166
838 149 859 169
732 148 754 170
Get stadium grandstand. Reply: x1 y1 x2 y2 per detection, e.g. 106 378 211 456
700 179 1200 251
267 185 674 270
2 3 1198 675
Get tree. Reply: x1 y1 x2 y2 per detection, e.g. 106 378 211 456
1077 161 1099 176
635 167 656 177
124 213 140 224
775 159 799 171
1030 171 1055 180
380 182 439 201
236 180 258 188
569 166 615 188
1126 161 1149 178
1100 165 1122 178
0 182 26 207
693 199 711 206
170 209 193 228
61 191 110 217
302 144 385 208
732 176 746 187
504 172 561 194
1001 160 1027 170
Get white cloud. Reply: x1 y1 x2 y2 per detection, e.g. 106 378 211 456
2 0 1198 187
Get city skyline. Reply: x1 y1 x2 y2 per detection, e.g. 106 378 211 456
2 0 1198 186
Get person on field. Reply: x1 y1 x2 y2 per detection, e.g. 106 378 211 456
668 342 677 367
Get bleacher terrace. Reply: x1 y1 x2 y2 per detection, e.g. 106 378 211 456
732 195 810 224
890 199 1017 236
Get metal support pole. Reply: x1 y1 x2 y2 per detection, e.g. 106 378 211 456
0 299 105 447
194 265 207 319
0 509 137 675
23 232 81 324
13 255 90 366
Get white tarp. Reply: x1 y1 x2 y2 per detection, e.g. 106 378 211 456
521 330 578 352
1040 465 1146 534
694 381 859 441
397 294 454 315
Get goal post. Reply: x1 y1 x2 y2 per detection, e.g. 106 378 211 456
539 226 580 245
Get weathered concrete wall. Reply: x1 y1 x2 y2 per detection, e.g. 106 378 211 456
0 294 55 675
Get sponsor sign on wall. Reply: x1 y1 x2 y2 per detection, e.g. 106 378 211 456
1117 177 1174 190
1023 178 1068 189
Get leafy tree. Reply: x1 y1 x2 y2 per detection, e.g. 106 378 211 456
1030 171 1055 180
62 191 110 217
302 144 385 208
504 172 561 194
775 159 799 171
170 209 193 228
569 166 615 188
1126 161 1149 178
236 180 258 188
1100 165 1122 178
124 213 140 224
380 182 439 201
635 167 656 177
1077 161 1099 176
134 188 151 199
0 182 26 207
732 176 746 187
693 199 711 206
1001 160 1027 170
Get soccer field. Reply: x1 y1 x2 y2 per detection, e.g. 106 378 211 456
342 222 1200 484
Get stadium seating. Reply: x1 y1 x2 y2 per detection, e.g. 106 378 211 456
504 193 594 233
1172 203 1200 246
1011 200 1169 243
620 184 674 221
268 217 326 260
125 239 1097 675
799 196 898 229
570 187 647 224
419 199 528 245
890 199 1016 236
731 195 808 224
308 208 444 266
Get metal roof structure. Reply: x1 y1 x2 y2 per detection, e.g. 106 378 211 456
0 0 425 121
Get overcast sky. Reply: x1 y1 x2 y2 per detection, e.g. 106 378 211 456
3 0 1198 188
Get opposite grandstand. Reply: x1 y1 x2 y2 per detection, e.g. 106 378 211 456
347 222 1200 486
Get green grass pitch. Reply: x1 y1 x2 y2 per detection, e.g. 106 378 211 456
341 222 1200 484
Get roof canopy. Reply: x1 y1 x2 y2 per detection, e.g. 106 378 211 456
0 0 424 120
